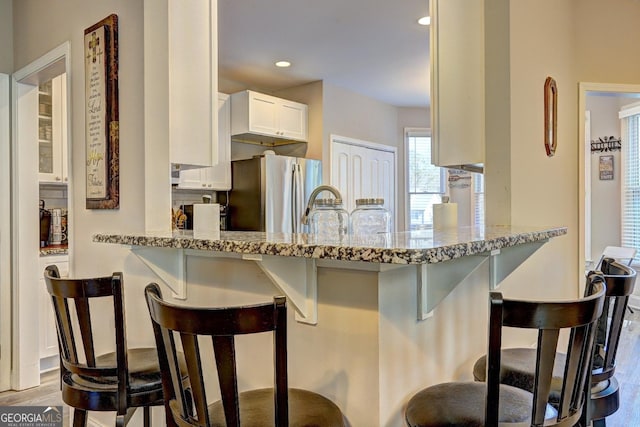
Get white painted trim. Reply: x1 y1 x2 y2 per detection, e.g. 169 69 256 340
619 101 640 118
329 133 397 153
584 110 592 266
0 73 11 392
11 42 71 389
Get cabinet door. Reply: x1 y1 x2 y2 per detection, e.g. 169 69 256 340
177 93 232 190
38 75 67 183
430 0 484 167
278 100 307 141
39 257 68 361
60 75 68 183
205 93 232 190
176 168 207 189
249 92 279 135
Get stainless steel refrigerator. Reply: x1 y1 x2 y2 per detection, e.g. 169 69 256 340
228 155 322 232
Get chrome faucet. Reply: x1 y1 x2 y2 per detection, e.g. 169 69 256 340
301 185 343 225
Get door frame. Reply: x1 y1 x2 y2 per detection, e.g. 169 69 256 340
9 42 71 389
0 73 10 391
578 82 640 280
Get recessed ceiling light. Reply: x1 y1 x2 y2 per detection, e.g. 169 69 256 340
418 16 431 26
275 61 291 68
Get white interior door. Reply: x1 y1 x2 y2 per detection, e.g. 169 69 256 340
329 135 397 230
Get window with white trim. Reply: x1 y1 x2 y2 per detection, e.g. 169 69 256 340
406 129 445 230
405 128 485 230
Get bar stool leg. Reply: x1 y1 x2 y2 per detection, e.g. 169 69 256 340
143 407 151 427
73 409 88 427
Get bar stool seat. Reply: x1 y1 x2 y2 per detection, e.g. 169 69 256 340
207 388 345 426
472 349 567 405
406 382 556 426
65 348 165 394
404 272 606 427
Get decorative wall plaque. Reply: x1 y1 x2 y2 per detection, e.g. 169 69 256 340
599 155 614 180
544 76 558 157
84 14 119 209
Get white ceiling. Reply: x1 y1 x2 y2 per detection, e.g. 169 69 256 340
218 0 431 108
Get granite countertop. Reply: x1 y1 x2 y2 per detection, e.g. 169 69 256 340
93 225 567 265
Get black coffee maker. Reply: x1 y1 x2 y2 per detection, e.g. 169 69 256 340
39 200 51 247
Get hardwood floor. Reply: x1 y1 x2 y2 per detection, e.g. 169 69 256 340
602 308 640 426
2 312 640 426
0 370 68 425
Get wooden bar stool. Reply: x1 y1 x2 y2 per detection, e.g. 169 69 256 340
405 272 606 427
472 259 637 426
44 265 186 427
144 283 347 427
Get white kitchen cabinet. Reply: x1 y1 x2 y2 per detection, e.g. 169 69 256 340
38 74 67 184
177 93 231 190
39 254 68 371
145 0 218 169
231 90 308 144
330 136 396 229
430 0 484 168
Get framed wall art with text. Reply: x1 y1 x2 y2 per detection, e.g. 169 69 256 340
84 14 119 209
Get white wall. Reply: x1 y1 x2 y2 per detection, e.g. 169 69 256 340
13 1 149 263
489 0 640 303
0 0 12 74
12 0 160 395
586 95 623 262
485 0 578 301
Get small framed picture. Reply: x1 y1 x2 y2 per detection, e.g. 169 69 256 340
599 155 614 180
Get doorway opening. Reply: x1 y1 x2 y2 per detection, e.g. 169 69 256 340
579 82 640 306
3 42 72 390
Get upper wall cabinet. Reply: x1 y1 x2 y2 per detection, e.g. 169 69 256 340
38 74 67 184
430 0 484 168
230 90 308 146
144 0 218 169
177 93 231 190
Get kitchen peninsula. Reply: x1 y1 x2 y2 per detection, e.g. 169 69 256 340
94 225 566 426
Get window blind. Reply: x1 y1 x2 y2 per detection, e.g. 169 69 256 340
473 173 485 227
621 114 640 264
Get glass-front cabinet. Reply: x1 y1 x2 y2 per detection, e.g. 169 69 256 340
38 73 67 183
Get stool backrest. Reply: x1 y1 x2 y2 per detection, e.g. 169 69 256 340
590 258 637 384
44 265 130 410
144 283 288 427
485 273 606 426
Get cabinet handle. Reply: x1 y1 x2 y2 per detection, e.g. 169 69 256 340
55 176 61 181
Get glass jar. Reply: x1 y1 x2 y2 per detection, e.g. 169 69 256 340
350 198 391 247
308 198 349 244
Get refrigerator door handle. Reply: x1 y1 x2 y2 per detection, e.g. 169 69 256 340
291 164 297 232
292 163 303 232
